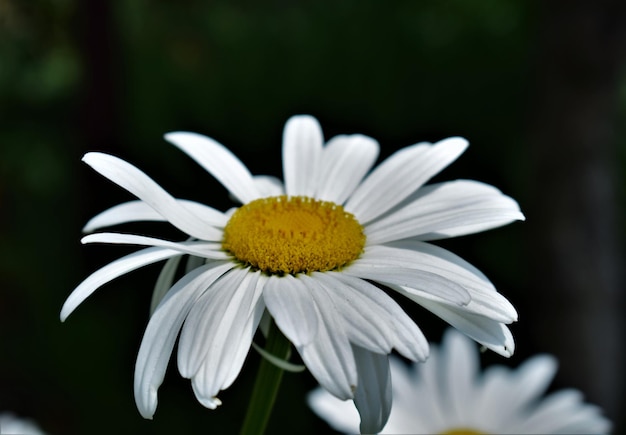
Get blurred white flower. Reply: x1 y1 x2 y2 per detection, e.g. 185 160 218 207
309 328 612 434
61 115 523 432
0 412 46 435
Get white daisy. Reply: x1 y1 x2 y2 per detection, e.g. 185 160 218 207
61 115 523 432
309 328 612 435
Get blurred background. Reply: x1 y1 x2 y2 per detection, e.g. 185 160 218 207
1 0 624 433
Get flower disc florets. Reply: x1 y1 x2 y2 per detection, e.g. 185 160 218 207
222 195 365 274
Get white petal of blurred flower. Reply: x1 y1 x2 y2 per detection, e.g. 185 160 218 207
0 412 46 435
62 115 523 432
308 328 612 435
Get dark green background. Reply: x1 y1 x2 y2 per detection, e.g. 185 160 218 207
1 1 624 434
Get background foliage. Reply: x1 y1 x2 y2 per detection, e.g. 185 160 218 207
1 1 623 433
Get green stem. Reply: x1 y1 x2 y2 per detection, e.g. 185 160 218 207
240 320 291 435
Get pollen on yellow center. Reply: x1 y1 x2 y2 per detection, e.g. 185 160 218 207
222 196 365 275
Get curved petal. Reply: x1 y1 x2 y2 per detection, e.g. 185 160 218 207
82 153 222 241
252 175 285 197
282 115 323 197
263 274 320 347
295 275 357 400
314 271 428 361
133 262 233 418
315 134 379 204
345 137 468 224
150 255 184 315
222 274 268 387
83 200 228 233
344 259 471 306
183 270 265 408
365 180 525 244
61 247 182 321
362 243 517 322
178 268 256 378
164 132 261 204
394 286 515 357
81 233 229 260
307 389 360 434
352 346 392 434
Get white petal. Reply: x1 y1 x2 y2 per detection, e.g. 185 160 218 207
164 132 261 204
314 271 428 361
222 275 268 387
81 232 228 260
307 389 360 434
494 354 557 422
185 254 206 273
439 329 481 424
183 270 265 405
263 274 320 347
365 180 525 244
178 268 254 378
282 115 323 196
518 389 612 434
295 275 357 400
395 288 515 357
82 153 222 241
252 175 285 197
83 200 228 233
345 137 468 224
315 134 380 204
363 242 518 322
61 247 182 321
312 272 392 354
133 262 233 418
150 255 183 315
352 347 392 434
345 259 471 306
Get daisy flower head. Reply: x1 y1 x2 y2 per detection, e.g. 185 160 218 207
61 115 524 432
309 328 613 435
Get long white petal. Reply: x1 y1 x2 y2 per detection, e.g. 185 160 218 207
61 247 182 321
222 275 268 387
150 255 183 315
362 243 518 322
282 115 323 197
186 269 265 407
178 268 255 378
83 200 228 233
81 233 228 260
164 132 262 204
345 137 468 224
263 274 320 347
352 346 392 434
82 153 222 241
314 271 428 361
365 180 524 244
315 134 379 204
395 288 515 357
133 262 233 418
344 260 471 306
295 275 357 400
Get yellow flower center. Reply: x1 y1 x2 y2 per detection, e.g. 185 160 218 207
222 196 365 275
440 429 487 435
